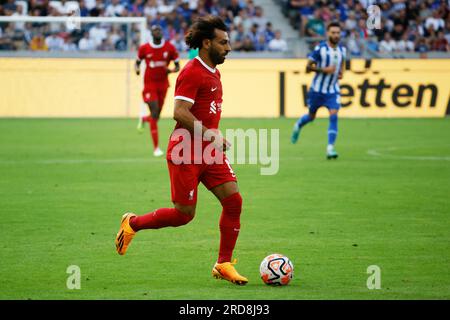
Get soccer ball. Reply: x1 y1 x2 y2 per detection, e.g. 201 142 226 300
260 254 294 286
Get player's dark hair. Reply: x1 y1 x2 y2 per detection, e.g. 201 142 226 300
185 16 227 49
327 21 341 30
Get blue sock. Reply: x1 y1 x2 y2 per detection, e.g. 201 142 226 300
296 114 313 129
328 114 338 145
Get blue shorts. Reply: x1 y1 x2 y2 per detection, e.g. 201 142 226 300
307 91 341 113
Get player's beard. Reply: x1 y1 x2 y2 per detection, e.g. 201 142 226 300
329 36 340 46
153 36 162 44
209 46 226 65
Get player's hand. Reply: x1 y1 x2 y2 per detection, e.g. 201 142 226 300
135 66 140 76
338 73 343 80
321 65 336 74
222 138 231 151
207 130 229 152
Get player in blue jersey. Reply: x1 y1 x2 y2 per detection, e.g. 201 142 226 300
291 21 346 159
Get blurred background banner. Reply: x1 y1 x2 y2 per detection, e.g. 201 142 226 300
0 57 448 118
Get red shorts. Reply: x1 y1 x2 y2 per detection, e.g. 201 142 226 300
167 157 237 206
142 83 168 107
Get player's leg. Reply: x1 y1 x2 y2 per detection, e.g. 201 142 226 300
115 162 199 255
138 89 152 133
326 94 340 159
148 99 163 156
291 91 319 144
202 160 248 285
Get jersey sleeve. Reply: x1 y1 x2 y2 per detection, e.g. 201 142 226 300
137 44 146 60
307 45 321 63
174 68 201 104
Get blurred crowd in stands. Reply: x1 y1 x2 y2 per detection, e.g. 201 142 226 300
284 0 450 55
1 0 449 55
0 0 288 52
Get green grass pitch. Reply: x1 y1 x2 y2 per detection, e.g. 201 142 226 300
0 118 449 300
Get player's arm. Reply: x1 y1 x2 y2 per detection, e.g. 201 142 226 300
167 60 180 74
338 60 344 79
339 48 346 79
135 59 142 75
173 100 230 151
306 59 336 74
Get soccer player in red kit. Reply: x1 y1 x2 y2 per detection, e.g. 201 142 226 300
116 16 248 285
136 25 180 157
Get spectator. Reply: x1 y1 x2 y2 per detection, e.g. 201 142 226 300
255 33 267 51
78 31 96 51
158 0 175 16
105 0 125 17
62 36 77 51
246 23 260 49
233 8 252 32
415 37 430 54
30 33 48 51
45 33 64 51
379 32 396 53
425 10 445 33
144 0 158 19
391 23 405 41
89 0 105 16
268 30 288 52
239 35 255 52
263 22 275 43
305 9 325 37
344 11 357 31
170 32 188 52
251 6 268 31
98 38 115 51
347 30 363 56
396 33 415 52
89 25 108 46
128 0 145 16
230 23 246 50
432 30 449 52
115 30 127 51
227 0 242 18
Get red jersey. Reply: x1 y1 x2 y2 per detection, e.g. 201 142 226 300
138 40 179 86
167 56 224 162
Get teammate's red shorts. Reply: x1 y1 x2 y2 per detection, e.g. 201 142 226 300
142 83 168 107
167 157 237 206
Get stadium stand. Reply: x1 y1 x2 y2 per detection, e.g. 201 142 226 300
278 0 450 57
0 0 289 52
0 0 449 57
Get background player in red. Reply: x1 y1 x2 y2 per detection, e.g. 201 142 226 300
135 25 180 157
116 16 248 285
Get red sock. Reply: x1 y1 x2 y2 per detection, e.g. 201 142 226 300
129 208 193 231
218 193 242 263
149 118 159 149
142 115 151 122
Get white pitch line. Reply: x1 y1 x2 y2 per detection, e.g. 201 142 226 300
0 158 160 165
367 147 450 161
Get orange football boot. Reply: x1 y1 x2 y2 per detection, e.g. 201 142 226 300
115 213 137 255
212 259 248 285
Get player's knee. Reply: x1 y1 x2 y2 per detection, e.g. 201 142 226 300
174 203 196 219
221 192 242 216
309 113 317 120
